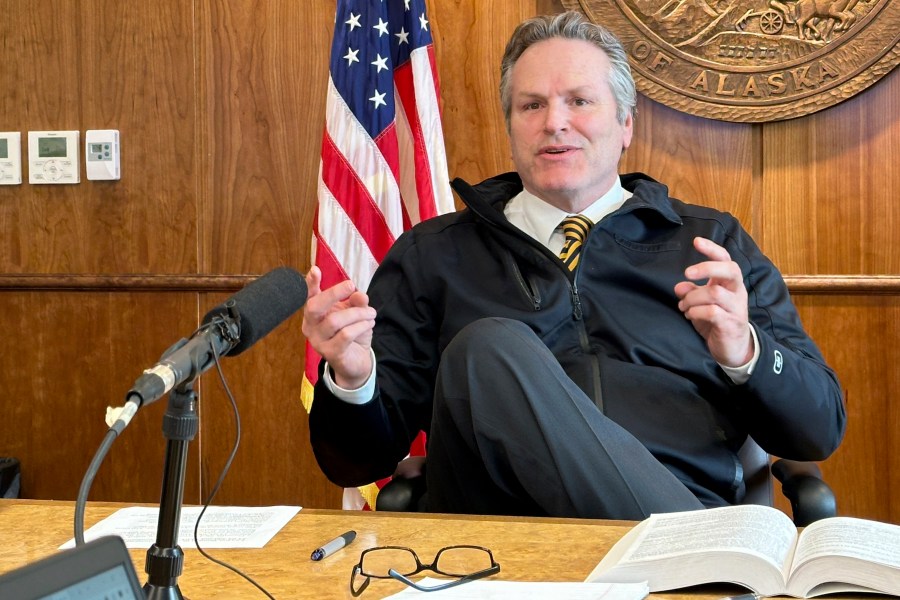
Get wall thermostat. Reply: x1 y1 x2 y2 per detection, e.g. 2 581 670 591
0 132 22 185
28 130 80 184
85 129 120 181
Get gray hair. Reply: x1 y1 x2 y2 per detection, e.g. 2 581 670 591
499 11 637 128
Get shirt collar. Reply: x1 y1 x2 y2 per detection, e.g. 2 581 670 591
504 177 633 246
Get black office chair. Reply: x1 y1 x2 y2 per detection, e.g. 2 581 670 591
737 437 836 526
376 438 837 526
0 457 20 499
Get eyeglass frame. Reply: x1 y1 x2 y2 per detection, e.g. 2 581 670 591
349 544 501 596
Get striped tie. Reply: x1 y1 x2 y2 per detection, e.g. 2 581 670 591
558 215 593 271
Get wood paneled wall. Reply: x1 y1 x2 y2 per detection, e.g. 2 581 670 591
1 0 897 523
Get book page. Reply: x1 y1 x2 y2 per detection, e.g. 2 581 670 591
794 516 900 567
622 505 796 570
787 517 900 597
588 505 799 595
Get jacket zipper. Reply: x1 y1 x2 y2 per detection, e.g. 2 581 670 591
571 281 583 321
511 260 542 311
487 214 599 405
573 267 603 411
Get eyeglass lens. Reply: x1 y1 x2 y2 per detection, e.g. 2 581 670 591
361 548 419 577
360 546 493 578
433 546 493 576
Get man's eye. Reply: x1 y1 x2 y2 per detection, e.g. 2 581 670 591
573 98 589 106
523 102 541 111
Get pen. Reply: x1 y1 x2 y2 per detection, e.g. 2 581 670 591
310 530 357 561
719 594 763 600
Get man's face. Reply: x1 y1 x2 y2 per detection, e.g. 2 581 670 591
508 38 633 212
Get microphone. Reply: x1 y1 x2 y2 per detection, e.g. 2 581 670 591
125 266 308 408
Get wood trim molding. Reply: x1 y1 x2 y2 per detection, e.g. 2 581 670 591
783 275 900 294
1 274 899 294
0 274 255 292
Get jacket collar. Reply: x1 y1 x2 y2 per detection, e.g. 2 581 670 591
452 171 684 227
619 173 683 225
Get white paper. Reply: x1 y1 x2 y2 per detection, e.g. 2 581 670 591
383 576 649 599
61 505 301 549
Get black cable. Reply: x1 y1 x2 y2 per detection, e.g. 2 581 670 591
191 344 276 600
74 429 117 546
74 401 139 546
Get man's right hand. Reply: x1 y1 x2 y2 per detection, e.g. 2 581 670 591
301 266 377 390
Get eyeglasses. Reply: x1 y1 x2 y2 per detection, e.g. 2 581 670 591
349 545 500 596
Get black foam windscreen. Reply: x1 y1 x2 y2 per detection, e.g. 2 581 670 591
202 266 308 356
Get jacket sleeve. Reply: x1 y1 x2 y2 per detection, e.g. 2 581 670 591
309 364 406 487
308 230 438 487
725 223 846 460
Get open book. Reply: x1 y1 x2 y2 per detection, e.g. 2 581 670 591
586 504 900 598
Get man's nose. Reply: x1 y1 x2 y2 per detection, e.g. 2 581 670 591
542 103 569 133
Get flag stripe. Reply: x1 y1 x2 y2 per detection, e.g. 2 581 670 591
314 180 379 289
322 78 405 243
419 45 455 216
400 45 454 220
320 131 397 264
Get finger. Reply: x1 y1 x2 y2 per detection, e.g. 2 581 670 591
685 260 743 287
313 318 376 363
673 280 698 301
678 284 739 313
346 290 371 309
305 279 358 320
305 266 322 297
681 302 726 324
325 317 375 347
692 236 731 262
313 305 377 341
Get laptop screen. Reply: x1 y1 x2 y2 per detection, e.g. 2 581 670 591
0 536 144 600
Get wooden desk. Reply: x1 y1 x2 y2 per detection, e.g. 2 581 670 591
0 500 871 599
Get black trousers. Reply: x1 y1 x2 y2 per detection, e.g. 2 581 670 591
426 317 704 520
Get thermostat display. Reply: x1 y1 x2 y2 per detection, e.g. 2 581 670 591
85 129 120 180
28 130 80 184
0 132 23 185
38 137 68 158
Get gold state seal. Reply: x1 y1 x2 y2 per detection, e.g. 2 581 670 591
561 0 899 122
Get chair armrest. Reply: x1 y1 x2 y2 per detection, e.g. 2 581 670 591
374 473 427 512
771 459 837 526
374 457 428 512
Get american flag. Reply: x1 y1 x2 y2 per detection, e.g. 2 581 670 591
302 0 453 508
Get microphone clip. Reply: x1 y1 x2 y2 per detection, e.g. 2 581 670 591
206 300 242 350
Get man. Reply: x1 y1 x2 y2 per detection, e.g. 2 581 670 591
302 11 845 519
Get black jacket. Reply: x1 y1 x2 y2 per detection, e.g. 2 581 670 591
310 172 846 506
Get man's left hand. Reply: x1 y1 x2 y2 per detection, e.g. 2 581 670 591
674 237 753 367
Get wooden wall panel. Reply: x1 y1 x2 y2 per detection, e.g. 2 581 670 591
794 296 900 523
0 291 200 503
622 97 756 225
0 2 197 274
198 0 332 274
761 68 900 275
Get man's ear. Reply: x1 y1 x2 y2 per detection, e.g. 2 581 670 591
621 112 634 153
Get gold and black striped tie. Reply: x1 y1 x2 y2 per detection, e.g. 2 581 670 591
558 215 593 271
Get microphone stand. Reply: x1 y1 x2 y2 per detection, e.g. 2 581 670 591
143 381 198 600
140 310 240 599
